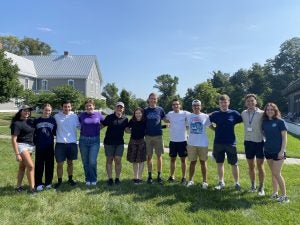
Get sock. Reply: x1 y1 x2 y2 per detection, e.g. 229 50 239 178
68 175 73 181
157 171 161 178
148 172 152 178
251 181 256 188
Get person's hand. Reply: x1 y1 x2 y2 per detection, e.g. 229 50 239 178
277 152 285 160
16 154 22 162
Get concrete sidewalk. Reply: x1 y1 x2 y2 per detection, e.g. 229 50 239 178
1 135 299 165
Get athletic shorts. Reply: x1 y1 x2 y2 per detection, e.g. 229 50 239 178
169 141 187 158
264 151 286 161
244 141 264 159
55 143 78 163
145 135 164 156
104 144 124 157
213 144 238 165
187 145 208 161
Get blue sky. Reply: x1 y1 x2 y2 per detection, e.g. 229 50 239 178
1 0 300 99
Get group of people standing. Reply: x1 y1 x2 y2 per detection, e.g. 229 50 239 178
10 93 289 203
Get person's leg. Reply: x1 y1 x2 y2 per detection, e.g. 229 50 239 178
247 159 256 188
79 138 90 182
67 160 73 177
34 147 44 187
217 163 224 183
17 161 26 188
189 160 197 181
170 157 176 178
21 151 35 191
45 146 54 186
231 164 240 183
67 143 78 183
256 158 265 189
106 156 114 179
180 157 187 179
88 140 100 183
138 162 144 180
54 143 66 187
114 156 122 179
133 163 138 179
272 159 286 196
56 162 64 180
200 160 207 183
267 159 279 194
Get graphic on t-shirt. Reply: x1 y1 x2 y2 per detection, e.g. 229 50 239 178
190 117 203 134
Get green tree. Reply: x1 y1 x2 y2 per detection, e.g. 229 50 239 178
0 49 23 103
51 85 85 110
119 89 131 114
102 83 119 109
154 74 179 111
0 36 21 54
210 70 231 94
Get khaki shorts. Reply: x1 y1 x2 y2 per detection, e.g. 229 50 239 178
187 145 208 161
145 135 164 156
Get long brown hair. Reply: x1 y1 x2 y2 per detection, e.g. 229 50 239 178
263 102 281 120
131 107 145 122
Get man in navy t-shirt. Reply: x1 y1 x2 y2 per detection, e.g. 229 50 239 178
144 93 166 184
209 94 242 190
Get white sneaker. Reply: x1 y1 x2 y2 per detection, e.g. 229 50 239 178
277 195 290 203
91 182 97 186
186 180 194 187
270 192 279 200
36 185 44 192
86 182 91 186
45 184 52 189
214 181 225 190
202 182 208 189
258 188 265 196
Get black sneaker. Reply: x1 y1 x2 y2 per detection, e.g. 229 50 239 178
15 186 24 193
147 177 153 184
115 178 121 185
68 179 77 186
107 178 114 186
133 179 139 185
168 176 175 182
137 179 143 184
181 178 187 185
54 182 62 189
157 177 163 184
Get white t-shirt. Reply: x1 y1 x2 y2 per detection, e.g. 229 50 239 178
166 110 188 142
186 112 211 147
54 111 80 143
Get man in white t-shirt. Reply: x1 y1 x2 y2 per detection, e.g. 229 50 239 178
165 99 188 184
185 100 211 189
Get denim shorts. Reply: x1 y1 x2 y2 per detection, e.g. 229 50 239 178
55 143 78 163
18 143 35 154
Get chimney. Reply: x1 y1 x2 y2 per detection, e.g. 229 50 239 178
64 51 69 56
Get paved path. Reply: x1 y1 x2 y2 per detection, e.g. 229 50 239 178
1 135 299 165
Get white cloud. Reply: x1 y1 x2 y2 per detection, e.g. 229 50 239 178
37 27 53 32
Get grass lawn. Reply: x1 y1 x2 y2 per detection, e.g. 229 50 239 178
0 138 299 225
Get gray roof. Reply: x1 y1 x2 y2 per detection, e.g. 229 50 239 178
5 51 37 78
24 55 102 80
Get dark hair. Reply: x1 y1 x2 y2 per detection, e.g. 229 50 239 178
172 98 181 104
219 94 230 101
148 92 158 99
10 109 31 129
263 102 281 120
131 107 145 122
61 100 72 107
245 93 257 101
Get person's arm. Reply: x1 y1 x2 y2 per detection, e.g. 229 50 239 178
11 135 22 162
278 130 287 159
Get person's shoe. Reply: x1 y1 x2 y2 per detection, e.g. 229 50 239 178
107 178 114 186
202 182 209 189
137 179 143 184
91 182 97 186
54 182 62 189
68 179 77 186
270 192 279 200
147 177 153 184
214 181 225 190
249 185 256 192
167 176 175 182
45 184 52 189
15 186 24 193
115 178 121 185
277 195 290 203
157 177 163 184
28 189 37 195
258 187 265 196
36 185 44 192
186 180 194 187
86 182 91 186
234 183 241 191
181 178 187 185
133 179 139 185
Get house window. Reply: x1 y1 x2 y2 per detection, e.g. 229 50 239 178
25 79 29 89
68 79 74 88
42 80 48 91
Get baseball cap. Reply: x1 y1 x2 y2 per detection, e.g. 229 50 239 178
115 102 125 107
192 100 201 106
19 105 33 111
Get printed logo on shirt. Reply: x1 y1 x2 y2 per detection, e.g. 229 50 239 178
228 115 234 122
272 123 277 127
190 117 203 134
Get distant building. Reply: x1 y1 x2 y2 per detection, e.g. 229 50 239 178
1 51 105 111
282 78 300 116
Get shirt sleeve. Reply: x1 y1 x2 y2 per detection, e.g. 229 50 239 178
205 116 212 127
278 119 287 131
101 115 109 126
11 122 20 136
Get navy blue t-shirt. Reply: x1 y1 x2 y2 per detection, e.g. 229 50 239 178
144 106 165 136
262 118 287 154
209 109 242 145
34 117 57 148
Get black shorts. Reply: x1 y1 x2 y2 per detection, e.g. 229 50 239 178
55 143 78 163
169 141 187 158
244 141 264 159
213 144 238 165
265 151 286 161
